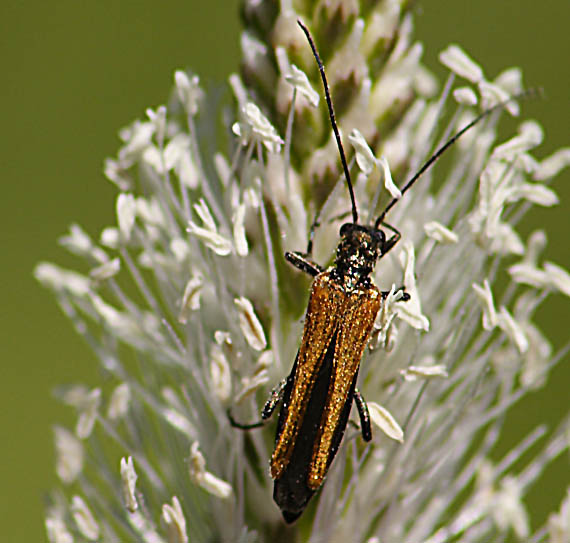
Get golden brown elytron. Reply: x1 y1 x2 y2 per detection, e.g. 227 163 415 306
229 19 535 524
270 272 381 486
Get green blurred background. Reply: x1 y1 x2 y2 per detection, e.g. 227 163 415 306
2 1 568 540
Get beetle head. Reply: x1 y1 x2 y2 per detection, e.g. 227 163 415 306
335 223 385 279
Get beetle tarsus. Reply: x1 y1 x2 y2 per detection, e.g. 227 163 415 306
227 409 265 430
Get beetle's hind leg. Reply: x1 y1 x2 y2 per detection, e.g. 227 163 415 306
261 378 287 420
228 379 287 430
354 388 372 442
227 410 265 430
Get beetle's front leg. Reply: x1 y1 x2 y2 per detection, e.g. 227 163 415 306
381 286 411 302
285 251 324 277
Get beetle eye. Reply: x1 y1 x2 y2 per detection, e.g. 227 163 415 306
339 223 353 237
373 230 385 245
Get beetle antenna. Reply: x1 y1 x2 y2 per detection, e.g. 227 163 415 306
298 19 359 225
374 88 540 229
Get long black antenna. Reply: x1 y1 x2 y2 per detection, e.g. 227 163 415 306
297 20 359 225
374 89 538 229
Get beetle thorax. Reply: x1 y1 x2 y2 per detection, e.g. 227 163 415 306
332 225 382 290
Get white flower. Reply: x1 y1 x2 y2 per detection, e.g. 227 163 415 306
232 102 284 153
54 427 83 484
117 193 136 241
108 383 130 420
188 442 233 499
439 44 484 83
120 456 138 512
187 199 233 256
284 64 320 107
71 496 100 541
174 70 203 115
178 270 204 322
162 496 188 543
75 387 101 439
234 296 267 351
38 5 569 543
400 364 449 381
349 128 402 198
548 489 570 543
453 86 478 106
424 221 458 244
368 402 404 442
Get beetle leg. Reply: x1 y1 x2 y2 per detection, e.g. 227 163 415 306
381 286 410 302
261 378 287 420
380 221 401 255
227 410 264 430
354 388 372 442
285 251 324 277
228 378 287 430
305 214 321 256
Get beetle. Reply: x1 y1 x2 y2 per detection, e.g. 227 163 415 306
231 19 534 523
